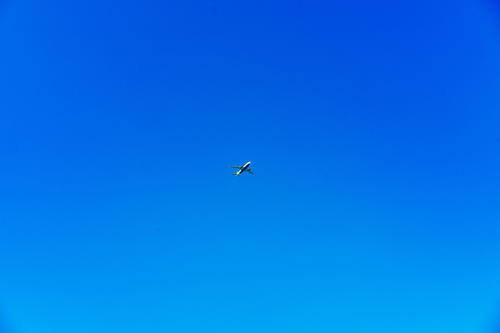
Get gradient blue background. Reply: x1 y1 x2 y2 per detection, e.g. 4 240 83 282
1 0 500 332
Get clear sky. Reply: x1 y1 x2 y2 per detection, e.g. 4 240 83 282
1 0 500 332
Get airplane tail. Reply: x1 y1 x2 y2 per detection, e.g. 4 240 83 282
232 172 240 176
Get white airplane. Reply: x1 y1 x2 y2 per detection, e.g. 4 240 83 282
231 161 254 176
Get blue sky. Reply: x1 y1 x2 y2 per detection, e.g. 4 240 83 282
1 0 500 332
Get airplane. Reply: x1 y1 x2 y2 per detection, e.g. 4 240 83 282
230 161 254 176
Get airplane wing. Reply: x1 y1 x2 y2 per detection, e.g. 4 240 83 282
230 166 242 169
246 168 254 175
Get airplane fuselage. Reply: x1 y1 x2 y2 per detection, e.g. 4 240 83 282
236 161 251 175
